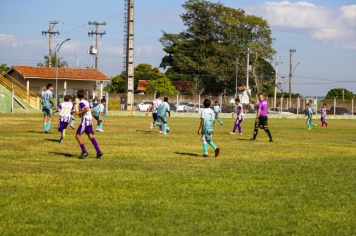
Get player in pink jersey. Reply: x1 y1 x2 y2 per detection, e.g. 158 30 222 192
250 93 273 142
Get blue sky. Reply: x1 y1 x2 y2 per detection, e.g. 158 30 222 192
0 0 355 96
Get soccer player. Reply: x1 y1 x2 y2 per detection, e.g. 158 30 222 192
230 98 244 135
55 95 75 143
198 99 220 157
70 94 75 129
41 83 55 133
93 99 106 132
75 89 103 159
213 101 223 126
146 93 163 132
250 93 274 142
156 97 171 135
304 103 317 130
321 104 328 127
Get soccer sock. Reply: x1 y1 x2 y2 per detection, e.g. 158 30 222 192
310 122 316 127
91 138 101 152
238 124 242 133
207 141 217 150
265 129 272 139
307 122 310 129
157 122 162 126
164 123 167 133
61 132 64 140
97 124 100 130
63 129 66 138
217 119 222 124
160 125 163 131
43 123 47 131
152 121 155 125
46 121 52 131
253 129 258 140
71 120 75 126
203 141 208 155
233 124 238 133
100 124 103 130
80 144 87 153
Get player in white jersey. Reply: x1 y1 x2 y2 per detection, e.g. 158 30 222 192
146 94 163 132
230 98 244 135
55 95 75 143
320 104 328 127
213 101 223 126
75 90 103 159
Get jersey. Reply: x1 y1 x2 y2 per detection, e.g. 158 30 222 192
237 104 244 119
321 108 328 117
58 102 74 123
157 102 170 117
258 100 268 116
42 90 53 108
152 99 162 114
93 104 104 117
305 108 313 118
201 108 215 135
213 105 220 113
79 100 93 126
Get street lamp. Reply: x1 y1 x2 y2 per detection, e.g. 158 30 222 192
55 38 70 106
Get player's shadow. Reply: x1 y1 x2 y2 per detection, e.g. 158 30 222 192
45 139 60 143
136 130 155 133
175 152 199 157
50 152 76 158
27 131 44 133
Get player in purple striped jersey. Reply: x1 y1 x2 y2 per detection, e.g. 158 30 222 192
146 94 163 133
320 104 328 127
75 90 103 159
230 98 244 135
55 95 75 143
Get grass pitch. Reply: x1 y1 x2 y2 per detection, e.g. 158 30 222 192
0 114 355 235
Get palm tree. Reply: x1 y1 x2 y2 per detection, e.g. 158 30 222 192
37 55 68 68
86 65 94 69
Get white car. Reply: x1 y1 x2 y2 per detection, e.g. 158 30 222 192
177 102 192 112
184 104 204 113
268 107 293 114
137 101 153 112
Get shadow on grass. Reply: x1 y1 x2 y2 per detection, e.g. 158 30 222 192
27 131 45 133
136 130 155 133
175 152 199 157
45 139 60 143
49 152 76 158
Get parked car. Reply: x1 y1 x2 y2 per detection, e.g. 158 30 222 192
168 103 177 112
330 106 352 115
288 108 305 114
136 101 153 112
268 107 293 114
184 104 205 113
177 102 192 112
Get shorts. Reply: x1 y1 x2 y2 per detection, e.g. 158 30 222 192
321 116 325 122
307 118 313 124
71 115 75 120
93 114 105 122
77 120 94 135
255 116 268 129
157 115 167 123
235 118 243 125
58 121 69 132
201 134 213 142
43 107 53 117
152 113 158 121
215 113 219 119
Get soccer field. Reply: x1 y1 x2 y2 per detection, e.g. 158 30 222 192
0 114 355 235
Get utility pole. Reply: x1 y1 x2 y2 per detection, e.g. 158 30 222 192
274 56 282 108
74 54 79 68
42 21 59 68
289 49 296 108
124 0 135 111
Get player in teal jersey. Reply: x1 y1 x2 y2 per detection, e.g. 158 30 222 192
213 101 223 125
41 83 55 133
198 99 220 157
156 97 171 135
93 99 106 132
304 103 317 130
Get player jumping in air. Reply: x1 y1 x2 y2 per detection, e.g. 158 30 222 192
320 104 328 127
93 99 106 132
41 83 55 133
213 101 223 126
230 98 244 135
250 93 274 142
156 97 171 135
304 103 317 130
75 90 103 159
55 95 75 143
198 99 220 157
146 93 163 133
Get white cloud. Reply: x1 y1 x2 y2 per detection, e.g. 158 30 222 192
239 1 356 50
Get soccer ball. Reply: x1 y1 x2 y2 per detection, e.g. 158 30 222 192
167 127 171 133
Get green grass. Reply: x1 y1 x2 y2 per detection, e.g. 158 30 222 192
0 115 355 235
108 100 121 111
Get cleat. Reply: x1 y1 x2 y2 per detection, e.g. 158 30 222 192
215 147 220 157
46 130 52 134
79 152 89 159
321 126 324 128
315 124 318 129
98 129 104 132
326 123 328 127
308 128 311 130
238 133 242 135
202 154 209 157
70 125 75 130
59 139 63 143
221 122 223 126
164 133 167 135
96 128 99 131
159 131 163 134
249 139 256 141
269 139 274 142
229 132 235 135
96 151 103 159
150 123 153 130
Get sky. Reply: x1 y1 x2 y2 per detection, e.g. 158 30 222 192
0 0 355 96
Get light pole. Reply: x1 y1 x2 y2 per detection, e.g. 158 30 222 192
55 38 70 106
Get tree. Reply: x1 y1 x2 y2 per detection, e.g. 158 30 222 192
159 0 275 96
37 55 68 68
104 72 126 93
326 88 354 100
145 77 178 95
86 65 94 69
0 64 10 71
